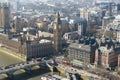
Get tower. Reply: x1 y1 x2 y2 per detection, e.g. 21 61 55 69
14 16 22 33
0 2 10 33
53 12 62 54
78 23 83 36
0 3 2 27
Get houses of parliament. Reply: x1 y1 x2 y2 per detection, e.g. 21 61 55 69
0 2 62 60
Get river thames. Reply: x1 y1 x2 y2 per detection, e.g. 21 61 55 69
0 50 23 66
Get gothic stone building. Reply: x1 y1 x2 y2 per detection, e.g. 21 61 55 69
0 12 63 60
0 3 10 32
0 33 53 60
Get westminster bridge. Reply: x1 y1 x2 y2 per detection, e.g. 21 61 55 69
0 59 54 80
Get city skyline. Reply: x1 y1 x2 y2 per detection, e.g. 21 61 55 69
0 0 120 80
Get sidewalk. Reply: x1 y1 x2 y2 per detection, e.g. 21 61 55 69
57 64 107 80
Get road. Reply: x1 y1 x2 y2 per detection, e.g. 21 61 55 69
57 64 108 80
0 60 40 74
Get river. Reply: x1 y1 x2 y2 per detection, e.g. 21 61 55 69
0 50 23 66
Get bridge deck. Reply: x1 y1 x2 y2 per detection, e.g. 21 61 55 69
0 61 42 74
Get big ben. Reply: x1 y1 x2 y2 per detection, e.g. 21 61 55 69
53 12 62 54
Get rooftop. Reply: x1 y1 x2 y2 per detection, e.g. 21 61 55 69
39 39 51 43
11 38 18 42
69 43 91 52
98 46 114 56
38 31 53 38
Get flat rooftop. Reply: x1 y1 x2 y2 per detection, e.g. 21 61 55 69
69 43 91 52
39 39 51 43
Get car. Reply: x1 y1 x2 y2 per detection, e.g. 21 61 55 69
12 65 15 67
36 58 41 61
8 66 13 68
75 70 77 72
17 64 20 66
0 68 3 70
26 62 29 64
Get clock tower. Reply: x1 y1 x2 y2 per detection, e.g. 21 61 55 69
53 12 62 54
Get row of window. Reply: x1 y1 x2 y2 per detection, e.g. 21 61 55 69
69 49 90 63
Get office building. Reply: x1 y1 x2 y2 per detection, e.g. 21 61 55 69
68 37 98 66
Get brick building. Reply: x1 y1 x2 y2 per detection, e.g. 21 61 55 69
95 38 120 68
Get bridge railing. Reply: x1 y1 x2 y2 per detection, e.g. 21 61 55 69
0 60 42 74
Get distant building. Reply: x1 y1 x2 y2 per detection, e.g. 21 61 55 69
11 1 18 11
12 16 25 33
100 15 120 39
63 31 78 41
69 18 87 35
61 18 70 35
102 16 111 29
117 4 120 13
102 16 114 29
80 8 89 21
117 31 120 42
36 21 48 31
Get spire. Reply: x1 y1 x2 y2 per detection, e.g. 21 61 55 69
54 12 61 24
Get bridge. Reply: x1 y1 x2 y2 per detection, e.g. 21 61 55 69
0 59 52 79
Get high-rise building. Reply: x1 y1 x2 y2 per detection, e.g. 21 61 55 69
80 8 89 21
0 2 10 33
53 12 62 54
117 4 120 13
108 3 112 16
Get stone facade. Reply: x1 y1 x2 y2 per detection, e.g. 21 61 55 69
53 13 62 53
68 37 98 65
0 3 10 31
0 33 53 60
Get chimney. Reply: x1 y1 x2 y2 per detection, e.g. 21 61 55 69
111 45 114 50
105 44 109 49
